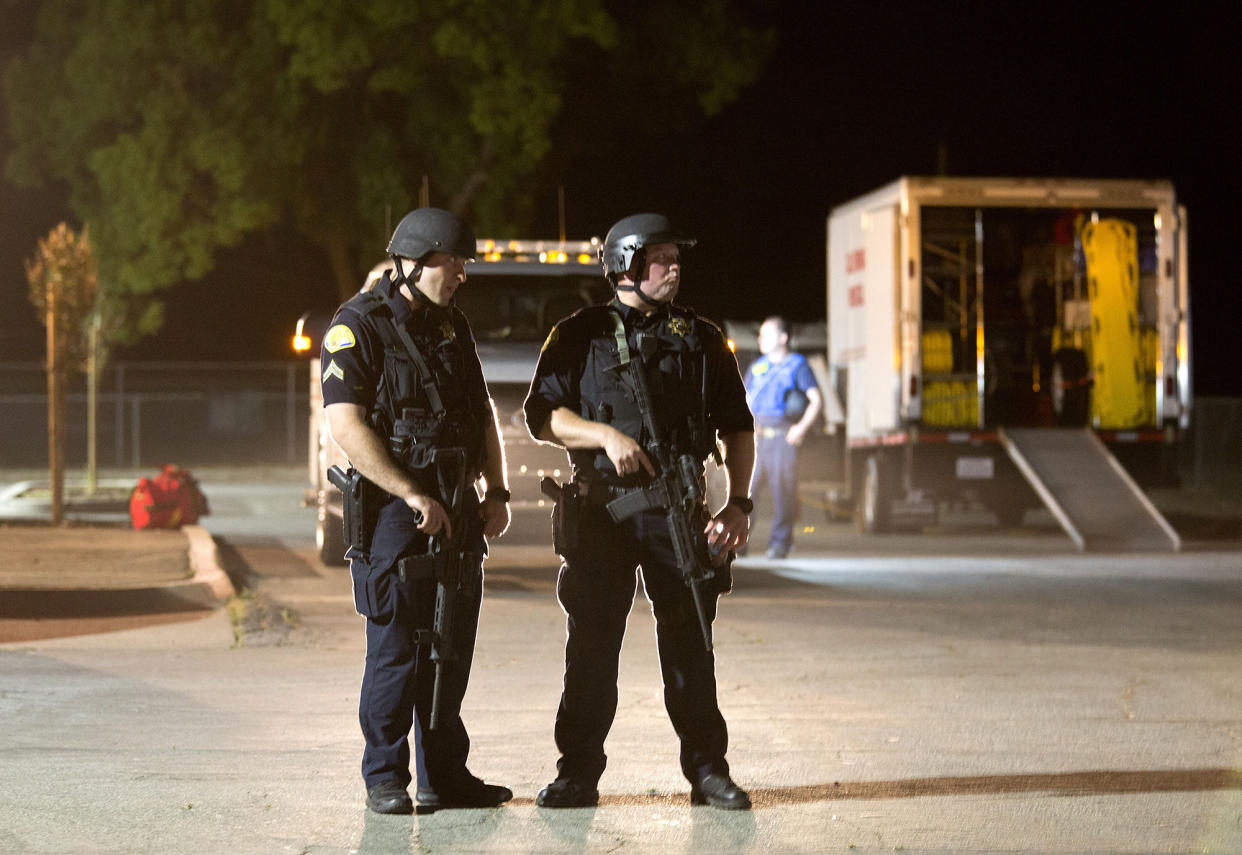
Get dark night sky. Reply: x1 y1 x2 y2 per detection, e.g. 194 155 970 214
2 2 1240 395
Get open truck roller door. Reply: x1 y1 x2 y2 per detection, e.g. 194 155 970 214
823 177 1189 551
296 238 611 564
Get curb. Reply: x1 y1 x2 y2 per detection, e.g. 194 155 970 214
181 524 237 605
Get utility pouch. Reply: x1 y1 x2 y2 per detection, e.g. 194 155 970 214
390 408 446 471
551 482 581 556
398 553 437 583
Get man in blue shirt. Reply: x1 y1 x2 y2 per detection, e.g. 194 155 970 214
743 316 822 559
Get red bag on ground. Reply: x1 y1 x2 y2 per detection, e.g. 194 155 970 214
129 465 210 529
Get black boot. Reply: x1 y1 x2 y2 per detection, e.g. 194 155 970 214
366 780 414 814
536 778 600 808
691 773 751 810
415 776 513 808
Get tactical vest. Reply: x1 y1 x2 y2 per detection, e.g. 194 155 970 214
340 288 485 479
573 304 714 480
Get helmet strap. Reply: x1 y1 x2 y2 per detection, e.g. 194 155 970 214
613 248 667 307
391 256 423 287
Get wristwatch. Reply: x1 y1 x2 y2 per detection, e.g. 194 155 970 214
485 487 511 503
728 495 754 515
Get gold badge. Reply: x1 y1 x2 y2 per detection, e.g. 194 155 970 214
440 320 456 341
323 324 356 353
667 317 688 337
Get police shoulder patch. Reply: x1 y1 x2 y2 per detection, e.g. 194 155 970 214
324 324 356 353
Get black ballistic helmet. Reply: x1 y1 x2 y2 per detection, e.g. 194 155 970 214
387 207 477 261
599 213 696 283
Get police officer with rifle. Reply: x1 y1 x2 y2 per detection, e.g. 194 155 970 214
321 208 513 814
524 213 756 810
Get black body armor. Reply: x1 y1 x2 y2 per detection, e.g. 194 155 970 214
339 284 486 496
572 305 715 482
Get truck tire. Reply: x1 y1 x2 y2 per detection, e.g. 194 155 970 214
316 493 348 565
856 454 892 534
1051 348 1090 426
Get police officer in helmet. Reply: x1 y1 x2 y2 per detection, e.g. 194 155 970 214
321 207 513 813
524 212 756 809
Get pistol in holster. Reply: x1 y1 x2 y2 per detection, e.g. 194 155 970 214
541 476 581 556
328 464 382 553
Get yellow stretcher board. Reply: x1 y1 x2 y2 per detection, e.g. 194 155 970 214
1080 218 1149 428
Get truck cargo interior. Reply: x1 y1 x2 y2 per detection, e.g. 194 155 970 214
919 205 1161 430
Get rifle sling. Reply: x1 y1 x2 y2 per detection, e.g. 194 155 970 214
391 321 446 416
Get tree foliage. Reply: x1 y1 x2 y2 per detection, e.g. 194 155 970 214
4 0 772 328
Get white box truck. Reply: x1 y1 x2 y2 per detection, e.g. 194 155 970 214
825 177 1189 550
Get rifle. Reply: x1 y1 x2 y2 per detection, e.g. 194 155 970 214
612 326 718 652
330 458 479 731
405 447 479 731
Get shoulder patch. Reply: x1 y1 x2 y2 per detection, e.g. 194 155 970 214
541 326 560 352
324 324 356 353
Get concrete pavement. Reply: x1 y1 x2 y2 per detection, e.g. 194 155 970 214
1 470 1241 853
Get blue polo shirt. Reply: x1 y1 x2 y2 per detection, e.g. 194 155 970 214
744 353 817 427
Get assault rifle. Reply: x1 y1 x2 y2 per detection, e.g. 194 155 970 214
405 447 479 731
610 328 718 652
329 456 479 731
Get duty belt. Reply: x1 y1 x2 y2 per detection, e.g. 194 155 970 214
757 426 785 439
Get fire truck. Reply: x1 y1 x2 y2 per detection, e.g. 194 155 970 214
824 177 1190 550
296 239 609 563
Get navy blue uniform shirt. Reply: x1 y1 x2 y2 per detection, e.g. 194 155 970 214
320 274 491 433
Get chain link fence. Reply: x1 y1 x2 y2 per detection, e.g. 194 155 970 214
1 361 1238 486
0 361 310 469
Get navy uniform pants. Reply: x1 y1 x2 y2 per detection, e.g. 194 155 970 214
552 502 730 787
349 495 484 791
751 427 799 553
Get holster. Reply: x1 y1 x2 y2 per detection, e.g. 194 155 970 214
335 466 383 553
550 481 581 556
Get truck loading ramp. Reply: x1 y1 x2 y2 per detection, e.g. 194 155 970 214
1000 428 1181 552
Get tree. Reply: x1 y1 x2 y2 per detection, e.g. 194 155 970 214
4 0 772 331
25 222 99 524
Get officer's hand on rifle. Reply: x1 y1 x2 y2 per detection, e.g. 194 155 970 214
406 492 452 539
479 496 510 539
705 503 750 555
603 426 656 478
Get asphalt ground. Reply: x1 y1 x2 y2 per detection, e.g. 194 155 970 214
1 467 1240 853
